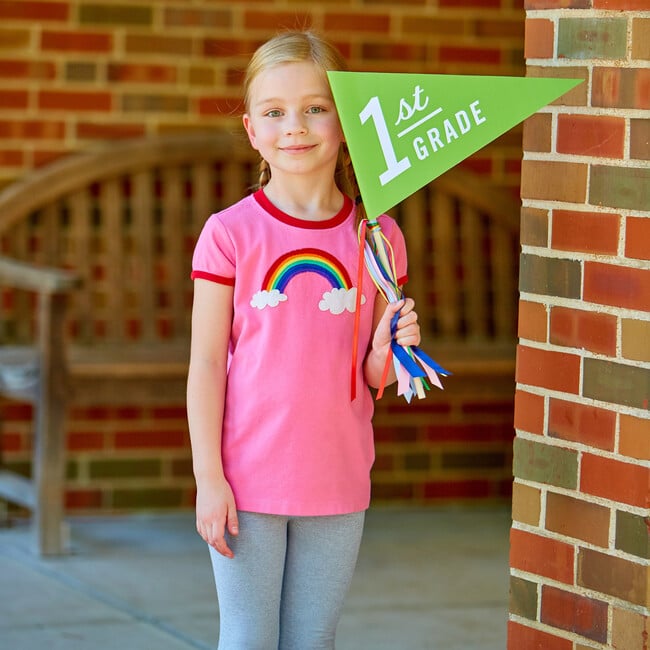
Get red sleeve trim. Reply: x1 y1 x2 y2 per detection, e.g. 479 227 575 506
191 270 235 286
398 274 408 287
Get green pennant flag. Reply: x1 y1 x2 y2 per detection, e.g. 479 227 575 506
327 72 582 219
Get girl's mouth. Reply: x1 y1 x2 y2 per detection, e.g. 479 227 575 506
281 144 316 154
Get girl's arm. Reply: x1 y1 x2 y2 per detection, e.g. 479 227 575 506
186 279 238 558
364 294 421 389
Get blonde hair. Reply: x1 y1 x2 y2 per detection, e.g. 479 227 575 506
243 31 365 222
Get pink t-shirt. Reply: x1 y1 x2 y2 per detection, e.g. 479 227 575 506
191 189 407 516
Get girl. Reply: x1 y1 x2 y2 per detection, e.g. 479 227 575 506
187 30 421 650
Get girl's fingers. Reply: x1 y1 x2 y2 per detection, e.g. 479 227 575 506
395 329 421 347
197 514 236 558
385 299 405 319
395 299 421 346
374 298 421 350
210 520 234 558
227 508 239 537
399 297 416 314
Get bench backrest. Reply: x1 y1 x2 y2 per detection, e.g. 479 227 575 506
395 168 520 344
0 132 256 346
0 131 520 348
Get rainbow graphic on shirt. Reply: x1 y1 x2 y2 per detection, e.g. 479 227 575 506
264 248 351 292
250 248 364 313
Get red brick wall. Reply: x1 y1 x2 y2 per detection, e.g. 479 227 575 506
0 0 525 193
3 400 196 512
372 365 515 503
2 372 516 512
510 3 649 648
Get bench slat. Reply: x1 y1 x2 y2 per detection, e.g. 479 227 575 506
101 178 126 341
68 188 93 342
401 190 429 330
191 161 215 232
132 170 156 342
432 192 458 338
162 166 187 339
223 159 249 207
461 204 489 339
10 220 32 342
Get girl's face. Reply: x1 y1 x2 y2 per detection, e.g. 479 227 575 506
243 61 344 182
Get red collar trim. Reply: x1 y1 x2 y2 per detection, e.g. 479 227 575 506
253 189 353 229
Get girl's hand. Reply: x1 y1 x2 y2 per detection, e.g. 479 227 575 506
195 477 239 558
364 296 422 390
372 297 421 353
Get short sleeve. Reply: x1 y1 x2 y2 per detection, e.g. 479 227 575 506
191 213 236 286
378 215 409 287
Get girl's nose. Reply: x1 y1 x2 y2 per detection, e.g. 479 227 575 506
285 112 307 135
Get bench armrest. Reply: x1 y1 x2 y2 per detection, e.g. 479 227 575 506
0 255 80 294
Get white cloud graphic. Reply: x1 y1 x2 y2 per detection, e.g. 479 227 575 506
250 289 287 309
319 288 366 314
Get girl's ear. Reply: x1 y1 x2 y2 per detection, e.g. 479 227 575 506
242 113 258 150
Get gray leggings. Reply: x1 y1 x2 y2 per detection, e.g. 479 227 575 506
209 510 365 650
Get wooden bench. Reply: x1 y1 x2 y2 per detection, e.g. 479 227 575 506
0 131 519 555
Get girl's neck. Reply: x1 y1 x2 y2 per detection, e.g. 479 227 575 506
262 176 344 222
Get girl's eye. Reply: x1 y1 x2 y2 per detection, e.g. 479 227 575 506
307 106 324 114
265 109 282 118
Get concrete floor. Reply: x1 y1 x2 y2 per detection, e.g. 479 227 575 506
0 505 511 650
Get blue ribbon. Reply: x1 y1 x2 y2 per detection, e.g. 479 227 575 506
388 311 452 392
411 346 451 377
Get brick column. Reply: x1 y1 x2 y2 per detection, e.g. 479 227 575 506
510 3 649 649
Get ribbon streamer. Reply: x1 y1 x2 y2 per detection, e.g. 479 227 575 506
358 218 451 402
388 311 450 402
350 219 367 401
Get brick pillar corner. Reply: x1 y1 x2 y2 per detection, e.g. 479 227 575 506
510 5 649 649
